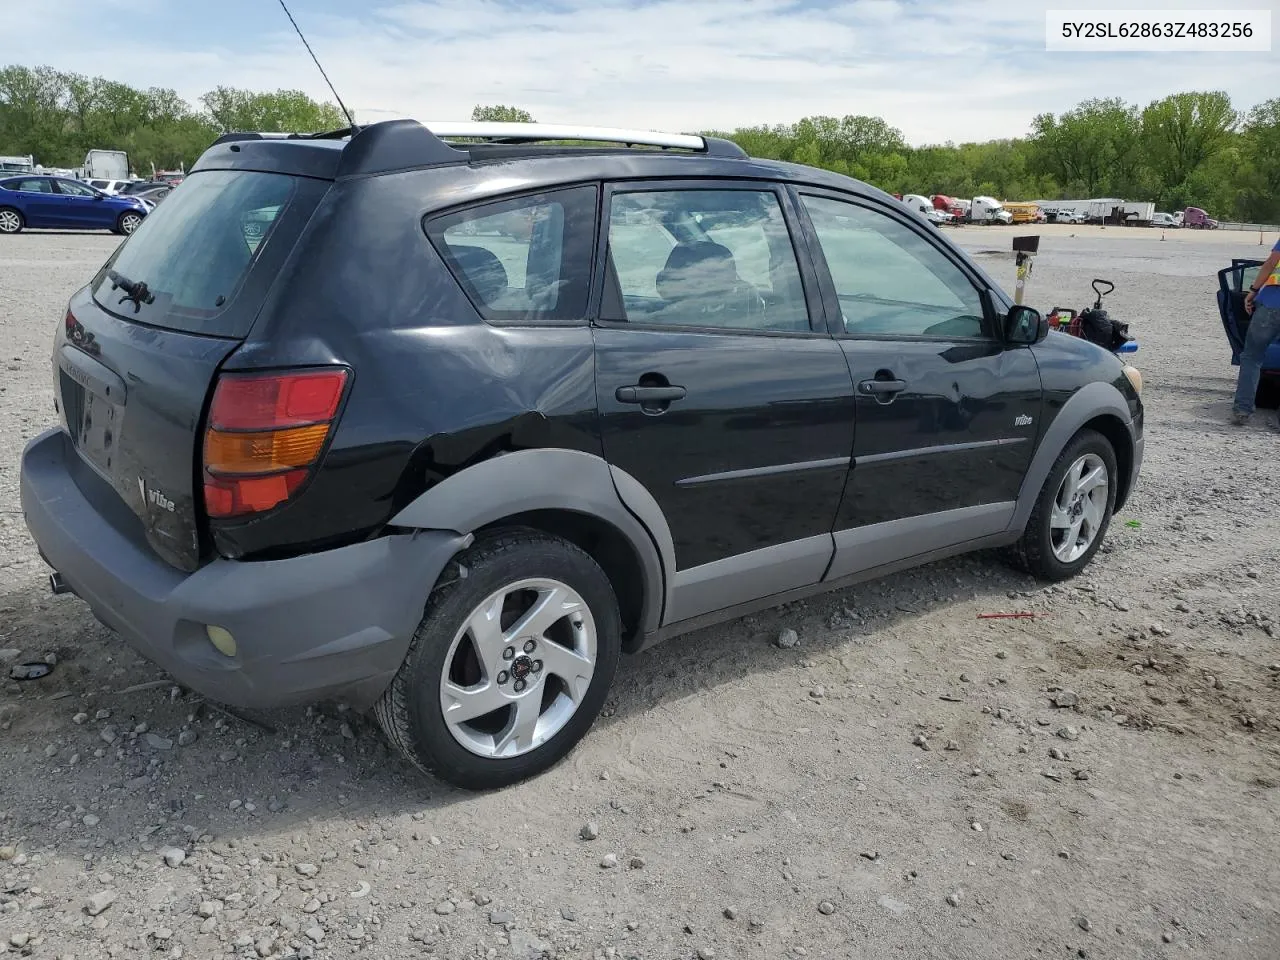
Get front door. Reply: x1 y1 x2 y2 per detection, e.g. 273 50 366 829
793 190 1043 580
1218 259 1264 359
53 178 110 229
592 182 855 624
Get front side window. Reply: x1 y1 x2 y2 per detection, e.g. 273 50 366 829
604 188 810 332
56 179 97 197
425 185 598 325
802 195 988 339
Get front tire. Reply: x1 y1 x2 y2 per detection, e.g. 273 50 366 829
117 212 143 235
375 529 622 790
1010 429 1118 581
0 207 23 234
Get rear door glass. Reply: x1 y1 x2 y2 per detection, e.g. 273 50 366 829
90 169 319 337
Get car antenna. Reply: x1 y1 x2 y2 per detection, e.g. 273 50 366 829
275 0 357 130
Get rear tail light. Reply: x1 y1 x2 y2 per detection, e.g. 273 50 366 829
202 368 348 519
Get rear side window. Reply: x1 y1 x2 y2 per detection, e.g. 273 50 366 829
91 170 311 336
425 185 598 325
11 178 52 193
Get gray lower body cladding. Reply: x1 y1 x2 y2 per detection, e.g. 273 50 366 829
20 428 467 711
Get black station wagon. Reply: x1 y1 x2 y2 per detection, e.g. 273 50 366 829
20 120 1144 788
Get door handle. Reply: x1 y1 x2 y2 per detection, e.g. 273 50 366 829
616 385 687 404
857 379 907 396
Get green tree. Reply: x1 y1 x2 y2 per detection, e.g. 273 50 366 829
471 104 535 123
1237 98 1280 223
200 87 345 134
1140 91 1239 203
1028 97 1141 196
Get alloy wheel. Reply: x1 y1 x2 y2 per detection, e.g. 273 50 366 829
1050 453 1109 563
438 578 597 759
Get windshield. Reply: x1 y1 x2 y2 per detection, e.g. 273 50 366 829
91 170 299 335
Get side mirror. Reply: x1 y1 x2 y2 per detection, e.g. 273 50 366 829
1005 304 1048 345
92 193 105 201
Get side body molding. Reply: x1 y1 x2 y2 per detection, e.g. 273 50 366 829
1008 380 1137 534
389 449 670 636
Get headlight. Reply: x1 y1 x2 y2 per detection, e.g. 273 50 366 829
1123 365 1143 395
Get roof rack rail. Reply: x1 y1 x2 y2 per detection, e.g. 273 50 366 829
209 126 360 148
421 121 748 158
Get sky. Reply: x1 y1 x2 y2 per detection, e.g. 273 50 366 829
4 0 1278 145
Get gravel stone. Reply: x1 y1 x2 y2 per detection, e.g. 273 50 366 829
775 628 799 649
818 900 836 915
177 729 199 747
160 846 186 867
85 890 117 916
1052 690 1079 708
434 900 455 915
600 853 619 869
144 732 173 750
580 821 599 840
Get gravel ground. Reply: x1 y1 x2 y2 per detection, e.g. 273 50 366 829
1 226 1279 960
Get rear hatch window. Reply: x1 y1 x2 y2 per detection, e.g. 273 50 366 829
60 169 327 570
90 169 311 338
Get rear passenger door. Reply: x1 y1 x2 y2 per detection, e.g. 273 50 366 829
9 177 59 227
793 190 1043 580
591 181 856 625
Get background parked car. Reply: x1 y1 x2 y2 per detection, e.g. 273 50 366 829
120 180 171 196
85 178 131 195
1150 212 1180 228
0 175 147 235
130 185 173 209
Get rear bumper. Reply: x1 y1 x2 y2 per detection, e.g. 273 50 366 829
20 428 467 711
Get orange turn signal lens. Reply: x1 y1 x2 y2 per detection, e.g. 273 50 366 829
203 424 330 475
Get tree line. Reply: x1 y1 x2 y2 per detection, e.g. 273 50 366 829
3 65 1277 222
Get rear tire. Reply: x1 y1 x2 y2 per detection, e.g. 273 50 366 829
1009 429 1118 581
375 529 622 790
0 207 23 234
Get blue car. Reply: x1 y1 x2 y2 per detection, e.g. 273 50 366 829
0 175 148 236
1219 258 1280 406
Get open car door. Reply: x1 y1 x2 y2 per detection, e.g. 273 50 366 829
1217 259 1263 363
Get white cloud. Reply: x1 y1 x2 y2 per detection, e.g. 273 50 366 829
7 0 1277 144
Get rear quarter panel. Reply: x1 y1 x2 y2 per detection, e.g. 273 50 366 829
211 173 603 560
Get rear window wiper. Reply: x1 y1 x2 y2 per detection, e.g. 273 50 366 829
108 269 156 313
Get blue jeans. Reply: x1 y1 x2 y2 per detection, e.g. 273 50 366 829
1233 302 1280 415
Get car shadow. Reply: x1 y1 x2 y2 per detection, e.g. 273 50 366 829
0 550 1042 854
6 229 124 237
